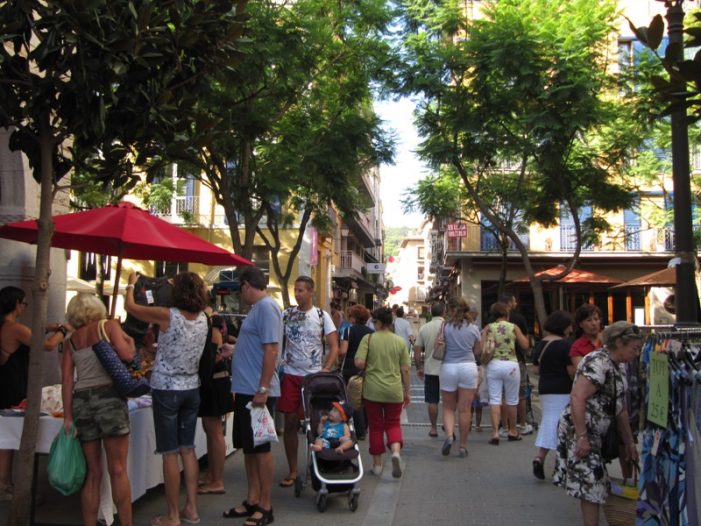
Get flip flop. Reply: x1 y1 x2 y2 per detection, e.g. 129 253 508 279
279 476 297 488
507 434 523 441
181 517 201 525
197 486 226 495
488 437 500 446
151 516 179 526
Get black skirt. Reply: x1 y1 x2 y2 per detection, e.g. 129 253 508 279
198 360 235 417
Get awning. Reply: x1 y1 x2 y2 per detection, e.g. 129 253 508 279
511 265 621 285
610 267 676 289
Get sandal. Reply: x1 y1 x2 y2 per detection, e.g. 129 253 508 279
532 458 545 480
488 437 500 446
279 475 297 488
441 437 453 456
244 506 274 526
223 500 257 519
458 447 468 458
507 434 523 441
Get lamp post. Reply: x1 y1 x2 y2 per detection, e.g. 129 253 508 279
664 0 699 324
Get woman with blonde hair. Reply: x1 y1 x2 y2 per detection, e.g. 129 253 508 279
62 293 136 526
439 297 481 458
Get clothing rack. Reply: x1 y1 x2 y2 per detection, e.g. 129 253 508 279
637 330 701 526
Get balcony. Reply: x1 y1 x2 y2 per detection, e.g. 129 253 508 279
151 195 198 224
343 214 376 247
340 250 365 275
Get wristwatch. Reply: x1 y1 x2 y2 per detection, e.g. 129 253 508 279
257 386 268 395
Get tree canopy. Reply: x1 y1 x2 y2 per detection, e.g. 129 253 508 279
396 0 656 324
0 1 249 523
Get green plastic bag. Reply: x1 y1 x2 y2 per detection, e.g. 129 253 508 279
47 424 86 496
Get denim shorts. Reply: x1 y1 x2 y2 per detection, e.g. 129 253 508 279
151 388 200 454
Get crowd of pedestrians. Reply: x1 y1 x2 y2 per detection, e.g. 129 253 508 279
0 268 644 526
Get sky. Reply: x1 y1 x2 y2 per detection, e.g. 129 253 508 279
374 98 430 229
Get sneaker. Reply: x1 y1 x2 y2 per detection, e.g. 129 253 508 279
519 424 534 435
498 428 508 438
391 454 402 478
371 465 383 476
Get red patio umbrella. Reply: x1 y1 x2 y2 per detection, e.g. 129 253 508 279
0 201 252 315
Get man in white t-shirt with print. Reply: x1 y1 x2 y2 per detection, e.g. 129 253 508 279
278 275 339 488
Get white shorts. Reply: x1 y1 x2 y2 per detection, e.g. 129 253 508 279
486 360 520 406
439 362 478 392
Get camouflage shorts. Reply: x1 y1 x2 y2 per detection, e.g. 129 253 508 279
73 384 130 442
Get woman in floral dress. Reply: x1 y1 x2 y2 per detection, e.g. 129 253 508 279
553 321 642 526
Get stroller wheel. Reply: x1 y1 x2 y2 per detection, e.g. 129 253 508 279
349 494 359 512
294 476 303 498
316 493 328 513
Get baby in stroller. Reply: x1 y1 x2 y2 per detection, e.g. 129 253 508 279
311 401 353 454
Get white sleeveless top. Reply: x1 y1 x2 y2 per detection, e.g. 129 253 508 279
151 308 208 391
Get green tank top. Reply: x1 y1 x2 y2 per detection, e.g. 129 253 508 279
488 320 517 362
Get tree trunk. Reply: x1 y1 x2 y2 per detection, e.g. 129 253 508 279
8 126 55 526
530 277 547 334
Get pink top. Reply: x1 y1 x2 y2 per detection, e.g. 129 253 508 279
568 334 599 358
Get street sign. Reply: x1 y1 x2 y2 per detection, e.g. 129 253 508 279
447 222 467 238
366 263 385 274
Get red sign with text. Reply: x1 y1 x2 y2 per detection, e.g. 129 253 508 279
447 222 467 238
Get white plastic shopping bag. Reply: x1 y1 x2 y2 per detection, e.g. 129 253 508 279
246 402 279 447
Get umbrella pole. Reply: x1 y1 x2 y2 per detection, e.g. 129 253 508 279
110 256 123 319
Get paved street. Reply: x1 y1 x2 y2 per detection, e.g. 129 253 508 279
2 369 603 525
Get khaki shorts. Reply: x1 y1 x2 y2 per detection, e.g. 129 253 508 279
73 384 130 442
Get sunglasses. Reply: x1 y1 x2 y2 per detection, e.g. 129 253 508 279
620 325 641 337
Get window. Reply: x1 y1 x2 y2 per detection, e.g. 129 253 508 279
252 246 270 280
417 266 425 281
560 204 593 252
78 253 111 281
417 246 425 261
155 261 188 278
480 211 529 251
624 198 641 251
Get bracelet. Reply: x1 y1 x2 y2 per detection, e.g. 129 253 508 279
57 325 68 337
126 284 135 290
576 432 588 439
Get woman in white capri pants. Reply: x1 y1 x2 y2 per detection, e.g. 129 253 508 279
482 302 530 445
439 297 482 458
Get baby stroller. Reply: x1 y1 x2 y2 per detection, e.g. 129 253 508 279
294 372 364 512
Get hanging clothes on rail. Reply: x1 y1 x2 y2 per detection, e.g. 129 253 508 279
637 334 701 526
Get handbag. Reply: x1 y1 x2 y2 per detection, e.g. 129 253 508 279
600 368 620 462
91 319 150 398
433 322 446 361
480 326 496 365
346 334 373 410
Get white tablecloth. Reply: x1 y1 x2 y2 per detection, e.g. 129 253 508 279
0 406 221 525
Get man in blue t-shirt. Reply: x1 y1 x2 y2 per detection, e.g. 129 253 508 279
224 267 281 524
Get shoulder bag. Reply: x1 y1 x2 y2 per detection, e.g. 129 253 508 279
600 365 621 462
91 319 150 398
347 334 372 410
534 339 555 375
433 322 446 361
